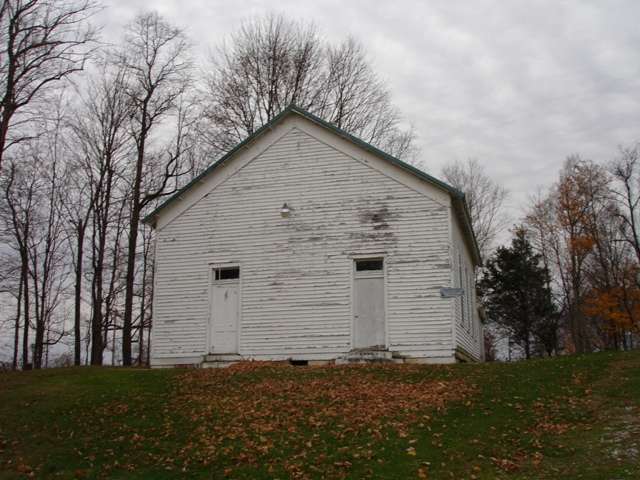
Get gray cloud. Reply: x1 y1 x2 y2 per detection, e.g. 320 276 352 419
101 0 640 221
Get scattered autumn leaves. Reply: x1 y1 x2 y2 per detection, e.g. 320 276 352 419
3 356 625 479
170 362 474 478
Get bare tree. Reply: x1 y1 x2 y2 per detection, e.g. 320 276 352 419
136 223 153 365
610 144 640 265
59 155 92 366
203 14 416 160
525 157 614 353
320 38 416 159
203 14 323 149
0 240 21 368
441 158 509 258
11 261 22 368
100 193 128 362
118 11 194 366
26 111 70 369
68 59 131 365
0 0 99 172
1 159 36 368
2 140 69 370
0 98 74 370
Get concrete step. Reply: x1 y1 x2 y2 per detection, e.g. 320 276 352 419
204 354 243 362
337 349 394 364
201 354 243 368
201 361 236 369
346 349 393 360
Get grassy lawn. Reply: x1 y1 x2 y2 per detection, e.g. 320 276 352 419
0 351 639 479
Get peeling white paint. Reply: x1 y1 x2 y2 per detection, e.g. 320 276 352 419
150 119 480 366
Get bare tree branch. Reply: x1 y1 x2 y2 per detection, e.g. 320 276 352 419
441 158 509 258
0 0 100 172
201 14 417 161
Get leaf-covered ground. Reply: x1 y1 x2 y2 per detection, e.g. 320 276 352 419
0 350 639 479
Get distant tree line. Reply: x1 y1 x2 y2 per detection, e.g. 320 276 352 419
521 153 640 355
0 4 417 369
452 153 640 359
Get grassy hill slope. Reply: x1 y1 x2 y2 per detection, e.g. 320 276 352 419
0 351 639 479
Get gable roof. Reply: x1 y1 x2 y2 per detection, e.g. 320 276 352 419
143 104 482 265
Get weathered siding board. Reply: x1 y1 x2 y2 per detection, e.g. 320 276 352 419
151 124 455 363
451 214 483 360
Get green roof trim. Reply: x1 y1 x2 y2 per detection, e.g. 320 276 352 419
143 104 482 265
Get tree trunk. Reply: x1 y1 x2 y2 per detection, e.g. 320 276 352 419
571 306 583 354
84 321 91 366
32 257 45 370
122 114 148 366
90 179 111 366
21 259 30 370
12 270 23 370
122 194 141 366
44 326 50 368
74 221 85 366
90 306 104 365
33 315 45 369
112 325 117 366
138 325 144 366
138 237 149 366
90 246 104 366
0 94 15 174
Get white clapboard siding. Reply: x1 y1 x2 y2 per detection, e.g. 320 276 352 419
151 123 459 364
451 215 483 360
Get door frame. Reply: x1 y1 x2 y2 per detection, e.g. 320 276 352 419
207 263 242 354
350 255 388 350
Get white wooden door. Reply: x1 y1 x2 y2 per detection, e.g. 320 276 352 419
353 259 385 349
211 276 239 354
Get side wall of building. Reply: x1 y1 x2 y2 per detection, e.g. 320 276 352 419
451 214 483 361
150 116 457 366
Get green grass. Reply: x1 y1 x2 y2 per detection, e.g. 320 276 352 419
1 351 639 479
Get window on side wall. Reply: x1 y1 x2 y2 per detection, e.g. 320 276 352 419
471 269 477 339
453 249 461 324
466 265 473 333
458 252 465 325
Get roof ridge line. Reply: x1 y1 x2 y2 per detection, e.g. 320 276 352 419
143 105 481 264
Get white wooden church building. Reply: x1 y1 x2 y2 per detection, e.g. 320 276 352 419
144 105 483 367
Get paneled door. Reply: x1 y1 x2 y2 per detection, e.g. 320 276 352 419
210 267 240 353
353 259 385 349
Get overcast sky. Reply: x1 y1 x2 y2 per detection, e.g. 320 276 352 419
102 0 640 222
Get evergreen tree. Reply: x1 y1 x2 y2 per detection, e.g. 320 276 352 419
480 227 558 359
